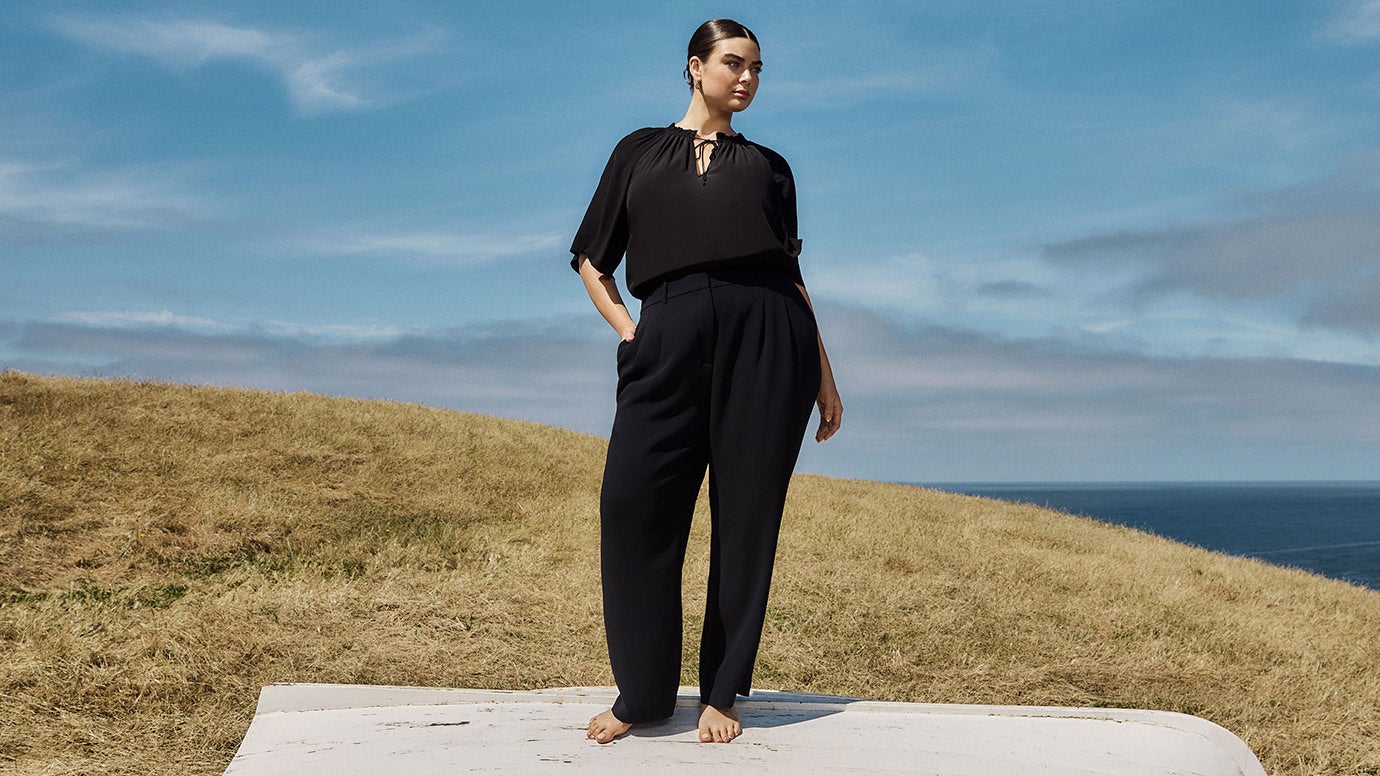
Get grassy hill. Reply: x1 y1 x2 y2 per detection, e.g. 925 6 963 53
1 370 1376 775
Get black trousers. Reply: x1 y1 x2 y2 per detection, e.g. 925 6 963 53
599 266 821 723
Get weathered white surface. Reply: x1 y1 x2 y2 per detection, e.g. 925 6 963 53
224 684 1266 776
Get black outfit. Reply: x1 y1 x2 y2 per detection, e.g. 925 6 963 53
569 124 804 299
569 124 820 722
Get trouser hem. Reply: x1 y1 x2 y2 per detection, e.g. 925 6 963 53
611 695 676 725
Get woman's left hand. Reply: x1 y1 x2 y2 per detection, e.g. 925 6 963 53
815 374 842 443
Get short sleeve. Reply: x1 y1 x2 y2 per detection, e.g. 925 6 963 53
765 150 806 287
569 129 657 276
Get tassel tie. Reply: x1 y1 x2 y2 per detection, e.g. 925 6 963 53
692 136 716 184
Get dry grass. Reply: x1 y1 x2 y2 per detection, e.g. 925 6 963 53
1 370 1376 775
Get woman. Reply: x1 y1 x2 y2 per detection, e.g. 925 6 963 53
569 19 842 745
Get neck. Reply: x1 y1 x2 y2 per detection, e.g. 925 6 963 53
678 95 734 136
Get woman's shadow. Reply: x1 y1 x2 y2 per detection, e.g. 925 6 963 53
624 689 857 740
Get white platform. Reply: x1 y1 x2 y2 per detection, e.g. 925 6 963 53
224 684 1266 775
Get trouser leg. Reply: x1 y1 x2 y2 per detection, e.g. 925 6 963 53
599 283 713 723
698 272 821 709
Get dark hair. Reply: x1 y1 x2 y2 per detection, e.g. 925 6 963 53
683 19 758 91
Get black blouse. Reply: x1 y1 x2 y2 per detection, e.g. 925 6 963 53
569 123 805 300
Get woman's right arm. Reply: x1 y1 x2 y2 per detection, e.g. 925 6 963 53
577 253 637 341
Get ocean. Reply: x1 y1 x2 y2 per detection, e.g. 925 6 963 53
921 481 1380 591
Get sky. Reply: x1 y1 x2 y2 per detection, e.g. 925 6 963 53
2 1 1378 483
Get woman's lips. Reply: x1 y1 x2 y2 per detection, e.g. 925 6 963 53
733 90 749 98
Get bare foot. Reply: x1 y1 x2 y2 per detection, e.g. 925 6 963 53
697 704 741 743
587 709 631 744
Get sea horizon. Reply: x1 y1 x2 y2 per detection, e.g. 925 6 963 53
909 480 1380 591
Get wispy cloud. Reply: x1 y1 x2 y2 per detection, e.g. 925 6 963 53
298 229 565 264
1039 159 1380 336
0 158 211 240
57 310 410 343
48 14 445 115
1321 0 1380 42
259 321 410 340
1205 96 1337 156
61 310 231 331
1044 209 1380 298
810 235 1379 364
3 312 610 433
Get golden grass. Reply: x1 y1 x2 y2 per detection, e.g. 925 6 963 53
1 370 1377 775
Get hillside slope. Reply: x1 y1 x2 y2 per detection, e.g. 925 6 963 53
1 371 1376 775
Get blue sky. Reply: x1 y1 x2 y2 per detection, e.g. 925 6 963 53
3 1 1377 482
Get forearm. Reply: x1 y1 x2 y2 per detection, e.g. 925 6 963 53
796 280 843 442
795 281 835 379
578 254 637 339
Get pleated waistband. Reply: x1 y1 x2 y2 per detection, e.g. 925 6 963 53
641 266 798 307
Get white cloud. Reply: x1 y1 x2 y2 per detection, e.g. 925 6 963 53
810 247 1137 343
1207 97 1330 156
285 51 365 112
301 229 565 264
1321 0 1380 42
48 15 443 115
260 321 410 341
5 313 607 435
807 233 1379 366
1046 210 1380 297
61 310 231 331
53 17 287 64
0 158 211 236
1039 158 1380 340
57 310 411 343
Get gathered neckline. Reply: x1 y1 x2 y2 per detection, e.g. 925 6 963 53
667 123 744 142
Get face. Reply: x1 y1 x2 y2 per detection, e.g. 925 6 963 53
691 37 762 112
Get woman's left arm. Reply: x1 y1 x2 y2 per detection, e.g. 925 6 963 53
795 281 842 443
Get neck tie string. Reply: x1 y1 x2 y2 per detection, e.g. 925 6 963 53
693 136 716 180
